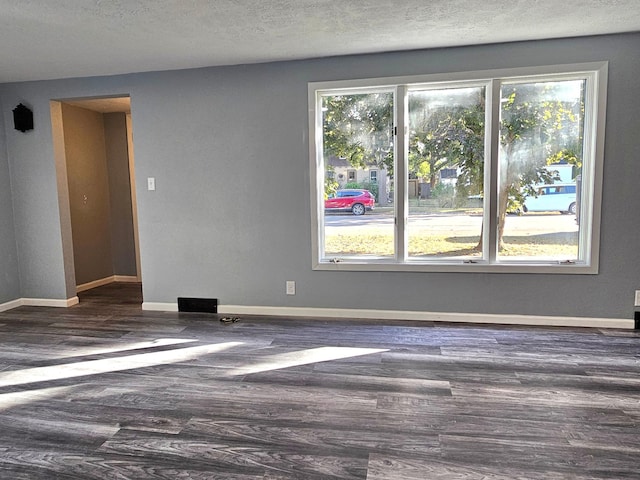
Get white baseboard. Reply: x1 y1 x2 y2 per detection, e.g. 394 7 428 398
140 302 634 329
0 296 80 311
142 302 179 312
23 296 79 308
0 298 23 312
77 275 140 292
76 276 115 292
114 275 140 283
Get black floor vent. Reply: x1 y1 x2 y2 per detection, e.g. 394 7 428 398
177 297 218 313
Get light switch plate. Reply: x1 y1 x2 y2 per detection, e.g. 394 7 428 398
147 177 155 191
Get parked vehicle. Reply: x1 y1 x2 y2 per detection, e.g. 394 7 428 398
325 189 375 215
523 183 577 214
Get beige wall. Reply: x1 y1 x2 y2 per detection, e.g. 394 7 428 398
62 104 114 285
104 112 137 277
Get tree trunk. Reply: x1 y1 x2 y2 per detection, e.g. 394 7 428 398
496 153 516 252
497 184 509 252
430 174 437 189
475 178 510 253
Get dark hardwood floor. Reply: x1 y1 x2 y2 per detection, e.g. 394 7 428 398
0 283 638 479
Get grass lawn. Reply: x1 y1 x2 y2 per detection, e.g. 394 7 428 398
325 232 579 258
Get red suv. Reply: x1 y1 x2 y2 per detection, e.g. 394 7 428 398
325 189 375 215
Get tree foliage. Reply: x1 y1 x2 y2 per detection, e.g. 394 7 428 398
321 80 584 250
497 81 584 248
322 93 394 169
409 105 463 188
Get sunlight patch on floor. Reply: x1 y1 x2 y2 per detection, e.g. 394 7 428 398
0 342 243 388
227 346 388 376
51 338 198 360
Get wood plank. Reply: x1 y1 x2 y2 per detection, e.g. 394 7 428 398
0 282 638 479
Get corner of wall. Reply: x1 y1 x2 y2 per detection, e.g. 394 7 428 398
50 101 77 299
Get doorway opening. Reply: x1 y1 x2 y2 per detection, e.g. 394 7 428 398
51 96 141 304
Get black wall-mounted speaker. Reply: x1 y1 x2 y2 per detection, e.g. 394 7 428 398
13 103 34 132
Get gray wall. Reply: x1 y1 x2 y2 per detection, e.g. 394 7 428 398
0 99 21 303
104 112 137 277
3 92 69 299
62 103 114 285
1 33 639 318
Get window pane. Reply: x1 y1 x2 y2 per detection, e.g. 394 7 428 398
407 87 485 259
321 92 394 259
498 80 585 261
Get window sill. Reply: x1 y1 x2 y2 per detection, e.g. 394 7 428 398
314 260 597 274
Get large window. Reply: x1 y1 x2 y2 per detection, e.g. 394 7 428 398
309 63 607 273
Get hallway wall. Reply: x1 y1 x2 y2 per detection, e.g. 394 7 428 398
104 112 137 277
62 103 114 285
60 106 137 286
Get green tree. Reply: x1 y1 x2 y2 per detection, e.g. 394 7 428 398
408 89 486 201
320 81 583 253
409 106 461 188
324 168 339 199
322 93 393 170
496 81 583 249
451 100 485 204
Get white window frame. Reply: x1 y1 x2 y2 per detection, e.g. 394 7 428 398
309 62 607 274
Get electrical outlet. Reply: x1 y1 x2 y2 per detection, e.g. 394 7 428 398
147 177 156 191
286 281 296 295
635 290 640 307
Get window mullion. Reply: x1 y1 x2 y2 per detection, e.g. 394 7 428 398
395 85 408 262
486 79 501 263
313 90 325 265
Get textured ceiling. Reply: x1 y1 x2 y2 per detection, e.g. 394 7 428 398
1 0 639 83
